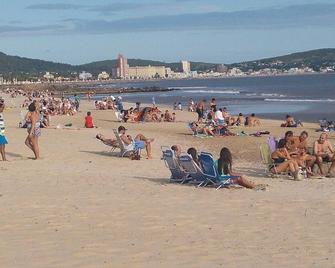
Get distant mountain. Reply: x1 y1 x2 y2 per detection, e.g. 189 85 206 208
0 48 334 79
0 52 75 77
230 48 335 71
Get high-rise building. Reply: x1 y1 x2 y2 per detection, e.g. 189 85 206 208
181 60 191 73
117 54 129 78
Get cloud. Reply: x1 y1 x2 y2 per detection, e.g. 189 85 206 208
68 3 335 34
26 3 85 10
88 3 149 14
7 3 335 36
26 2 153 14
0 24 65 34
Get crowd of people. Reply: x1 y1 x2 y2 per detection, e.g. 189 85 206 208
170 144 267 190
95 96 177 123
270 130 335 179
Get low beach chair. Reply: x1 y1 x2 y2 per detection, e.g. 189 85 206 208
178 153 216 187
260 144 281 176
198 152 233 189
161 146 189 183
112 129 136 157
267 136 277 153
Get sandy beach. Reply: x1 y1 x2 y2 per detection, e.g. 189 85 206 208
1 94 335 268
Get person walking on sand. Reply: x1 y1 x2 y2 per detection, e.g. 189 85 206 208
25 102 41 160
0 100 8 161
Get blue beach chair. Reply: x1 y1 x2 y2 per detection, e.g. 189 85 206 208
199 152 234 189
161 146 190 183
179 153 218 187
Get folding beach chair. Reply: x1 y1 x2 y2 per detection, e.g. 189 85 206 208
112 129 137 157
178 153 216 187
260 144 280 176
198 152 234 189
267 136 278 153
161 146 190 183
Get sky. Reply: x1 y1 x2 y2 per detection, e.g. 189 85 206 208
0 0 335 65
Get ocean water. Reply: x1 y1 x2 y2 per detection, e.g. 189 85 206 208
90 73 335 122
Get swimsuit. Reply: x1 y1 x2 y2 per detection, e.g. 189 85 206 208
27 121 41 137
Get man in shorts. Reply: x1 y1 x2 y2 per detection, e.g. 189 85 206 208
118 126 154 159
314 132 335 175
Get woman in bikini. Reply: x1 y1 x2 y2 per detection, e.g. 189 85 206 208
271 139 300 179
25 102 41 160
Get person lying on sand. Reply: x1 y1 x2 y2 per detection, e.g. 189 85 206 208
314 133 335 176
271 139 301 180
216 147 266 190
118 126 154 159
96 134 118 147
190 122 215 136
281 115 303 127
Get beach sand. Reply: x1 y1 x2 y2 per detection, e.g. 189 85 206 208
1 95 335 268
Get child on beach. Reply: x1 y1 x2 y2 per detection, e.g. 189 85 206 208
85 111 95 128
0 100 8 161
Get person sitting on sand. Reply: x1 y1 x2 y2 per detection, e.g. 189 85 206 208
271 139 301 180
187 147 200 167
249 113 260 127
85 111 95 128
314 133 335 176
216 147 266 190
281 115 303 127
214 108 225 125
234 113 245 126
164 110 173 122
118 126 154 159
288 131 316 176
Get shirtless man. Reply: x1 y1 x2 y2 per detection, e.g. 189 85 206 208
118 126 154 159
314 133 335 175
164 110 173 122
249 113 260 127
289 131 316 176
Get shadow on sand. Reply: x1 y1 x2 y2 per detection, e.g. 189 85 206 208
80 150 121 158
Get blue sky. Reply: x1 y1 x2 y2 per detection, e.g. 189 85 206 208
0 0 334 64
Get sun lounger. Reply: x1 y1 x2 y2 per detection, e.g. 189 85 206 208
112 129 137 157
161 146 190 183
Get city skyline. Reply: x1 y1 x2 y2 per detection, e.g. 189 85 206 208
0 0 335 64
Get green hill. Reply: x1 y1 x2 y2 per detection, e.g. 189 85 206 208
230 48 335 71
0 48 334 79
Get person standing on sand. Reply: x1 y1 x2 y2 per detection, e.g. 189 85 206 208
74 94 80 111
0 100 8 161
25 102 41 160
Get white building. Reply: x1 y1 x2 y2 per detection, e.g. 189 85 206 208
98 71 110 80
79 71 93 80
43 72 55 81
181 60 191 73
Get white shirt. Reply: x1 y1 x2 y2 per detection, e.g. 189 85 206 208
215 110 224 121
